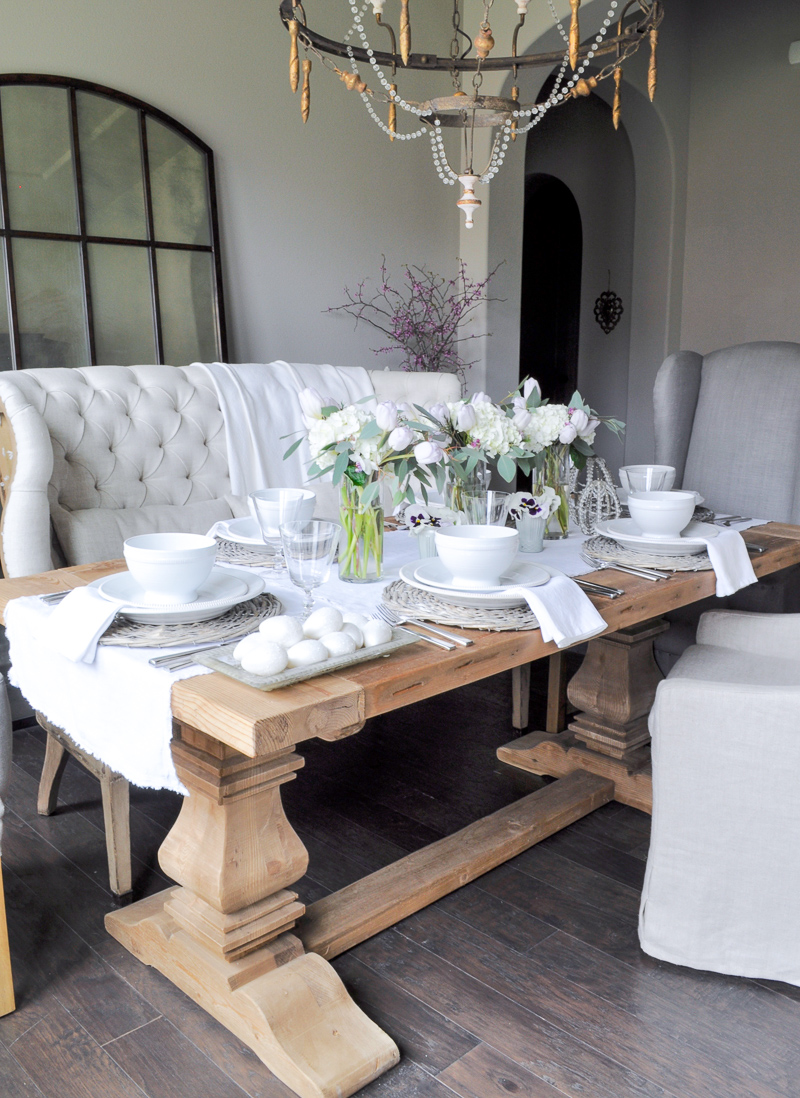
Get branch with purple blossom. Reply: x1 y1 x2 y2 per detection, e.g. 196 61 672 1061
328 257 502 390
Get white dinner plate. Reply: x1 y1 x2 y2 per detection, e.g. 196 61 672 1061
218 517 269 545
91 566 265 624
399 561 552 608
595 518 719 557
413 557 551 594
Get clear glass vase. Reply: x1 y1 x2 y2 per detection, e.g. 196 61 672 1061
444 461 489 518
338 474 384 582
535 445 572 539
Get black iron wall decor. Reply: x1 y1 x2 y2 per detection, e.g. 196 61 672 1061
594 273 623 334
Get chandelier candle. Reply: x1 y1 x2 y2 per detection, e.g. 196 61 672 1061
279 0 664 225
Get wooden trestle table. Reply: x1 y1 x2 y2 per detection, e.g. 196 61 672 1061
2 522 800 1098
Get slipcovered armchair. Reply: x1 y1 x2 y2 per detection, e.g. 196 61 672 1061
652 341 800 670
639 610 800 985
0 363 462 895
0 675 14 1016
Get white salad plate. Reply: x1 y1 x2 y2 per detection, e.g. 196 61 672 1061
91 566 265 624
595 518 720 557
218 517 269 546
414 557 550 594
399 560 551 609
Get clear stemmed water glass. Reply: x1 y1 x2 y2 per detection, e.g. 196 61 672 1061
279 520 340 618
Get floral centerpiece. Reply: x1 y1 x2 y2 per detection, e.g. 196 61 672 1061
506 380 625 538
286 388 442 581
328 258 500 390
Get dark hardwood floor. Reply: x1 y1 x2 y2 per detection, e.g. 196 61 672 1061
2 665 799 1098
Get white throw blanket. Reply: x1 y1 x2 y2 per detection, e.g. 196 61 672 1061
5 597 213 793
198 361 375 496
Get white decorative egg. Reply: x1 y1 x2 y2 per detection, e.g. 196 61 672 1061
240 641 289 677
287 638 329 667
361 619 392 647
233 632 266 662
319 631 357 658
303 607 344 639
342 612 368 628
259 614 304 648
340 622 364 648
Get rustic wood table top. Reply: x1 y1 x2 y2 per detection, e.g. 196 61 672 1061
2 523 798 758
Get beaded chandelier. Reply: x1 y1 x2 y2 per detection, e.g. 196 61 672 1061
280 1 663 227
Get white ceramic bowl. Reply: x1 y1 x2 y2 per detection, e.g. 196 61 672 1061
434 525 519 589
248 488 316 540
619 464 676 493
627 490 696 540
123 532 217 605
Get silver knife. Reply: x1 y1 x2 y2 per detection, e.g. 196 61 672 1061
575 579 624 599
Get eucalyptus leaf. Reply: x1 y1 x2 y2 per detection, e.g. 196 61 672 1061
497 454 516 483
333 450 350 484
282 436 304 460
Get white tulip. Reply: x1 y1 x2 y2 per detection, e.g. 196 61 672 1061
559 423 578 445
428 402 449 424
298 387 324 420
570 408 590 433
470 391 491 405
375 401 398 431
456 404 477 431
414 440 445 465
522 378 541 400
513 407 533 431
388 426 415 451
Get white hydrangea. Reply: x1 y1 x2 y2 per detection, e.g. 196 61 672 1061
307 406 372 469
446 400 522 457
519 403 569 452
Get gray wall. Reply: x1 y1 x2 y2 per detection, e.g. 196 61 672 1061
0 0 458 369
681 0 800 353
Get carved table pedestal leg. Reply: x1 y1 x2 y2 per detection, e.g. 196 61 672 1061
105 726 398 1098
497 619 668 813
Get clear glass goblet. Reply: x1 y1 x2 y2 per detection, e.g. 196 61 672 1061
279 520 340 618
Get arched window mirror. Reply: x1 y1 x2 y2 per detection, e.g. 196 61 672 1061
0 74 227 370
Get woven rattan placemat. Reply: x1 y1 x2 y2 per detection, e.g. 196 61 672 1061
99 592 282 648
214 537 282 568
382 580 538 631
585 534 713 571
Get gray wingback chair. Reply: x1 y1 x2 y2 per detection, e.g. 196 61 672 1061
653 340 800 670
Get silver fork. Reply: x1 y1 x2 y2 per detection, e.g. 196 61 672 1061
581 553 670 581
39 590 71 604
713 515 751 526
372 606 460 650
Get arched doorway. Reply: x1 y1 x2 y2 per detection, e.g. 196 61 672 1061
519 174 582 404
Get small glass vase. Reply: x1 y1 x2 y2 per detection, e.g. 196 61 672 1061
535 445 572 540
338 474 384 582
444 461 489 518
516 512 546 553
416 527 438 558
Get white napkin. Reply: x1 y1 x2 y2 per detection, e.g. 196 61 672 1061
702 528 758 597
44 587 122 663
506 572 607 649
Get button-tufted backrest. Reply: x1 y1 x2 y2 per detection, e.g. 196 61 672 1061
0 363 462 577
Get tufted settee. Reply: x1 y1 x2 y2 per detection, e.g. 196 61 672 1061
0 362 462 895
0 364 461 578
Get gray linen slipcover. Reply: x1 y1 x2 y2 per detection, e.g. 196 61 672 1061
640 611 800 985
652 341 800 669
